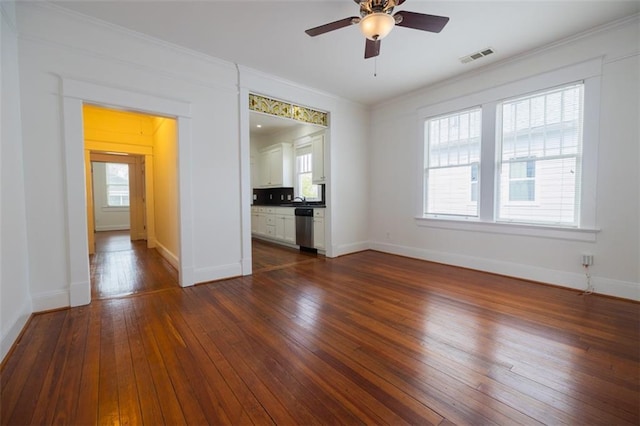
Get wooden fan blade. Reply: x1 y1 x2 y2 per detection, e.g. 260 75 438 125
394 11 449 33
396 0 407 4
305 17 359 37
364 39 380 59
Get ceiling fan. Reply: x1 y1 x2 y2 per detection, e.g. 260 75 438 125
305 0 449 59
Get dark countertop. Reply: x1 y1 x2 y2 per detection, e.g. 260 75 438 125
253 203 326 208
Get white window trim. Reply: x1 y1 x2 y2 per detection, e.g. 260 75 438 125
415 57 603 241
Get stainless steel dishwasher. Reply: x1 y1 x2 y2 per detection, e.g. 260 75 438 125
294 208 314 250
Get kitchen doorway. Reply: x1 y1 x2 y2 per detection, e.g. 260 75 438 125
248 109 327 272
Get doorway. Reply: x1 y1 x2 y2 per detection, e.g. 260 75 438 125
83 104 180 299
61 78 193 306
248 110 327 272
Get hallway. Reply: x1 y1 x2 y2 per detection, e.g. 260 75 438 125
90 231 179 299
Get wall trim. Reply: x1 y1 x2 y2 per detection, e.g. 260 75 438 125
0 301 32 363
370 241 639 302
154 240 179 271
17 2 238 93
193 263 243 285
31 289 70 312
332 241 370 258
375 13 640 111
95 225 130 232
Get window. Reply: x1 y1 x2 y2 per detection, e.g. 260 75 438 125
421 79 590 233
105 163 130 207
470 163 479 202
424 108 481 216
508 158 536 202
295 146 320 201
498 84 583 225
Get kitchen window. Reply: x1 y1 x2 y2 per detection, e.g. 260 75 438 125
295 145 320 201
417 57 600 241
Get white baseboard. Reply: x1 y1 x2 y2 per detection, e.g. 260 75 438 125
193 262 243 285
95 225 130 232
70 280 91 307
1 300 32 363
332 240 370 258
154 240 179 270
370 241 640 301
31 289 70 312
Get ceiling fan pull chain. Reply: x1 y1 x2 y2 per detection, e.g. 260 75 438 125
374 57 378 77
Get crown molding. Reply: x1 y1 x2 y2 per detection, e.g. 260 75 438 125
19 2 237 71
375 12 640 111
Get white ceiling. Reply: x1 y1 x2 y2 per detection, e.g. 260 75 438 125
51 0 639 106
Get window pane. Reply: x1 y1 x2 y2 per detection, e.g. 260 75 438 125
424 108 481 217
105 163 129 207
498 83 583 225
295 148 320 201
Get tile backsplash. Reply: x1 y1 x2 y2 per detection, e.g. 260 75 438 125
252 187 294 205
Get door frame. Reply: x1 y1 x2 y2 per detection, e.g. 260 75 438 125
61 78 193 306
88 153 149 254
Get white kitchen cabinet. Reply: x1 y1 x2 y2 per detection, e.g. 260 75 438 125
313 209 325 250
251 206 267 236
259 143 293 187
274 208 295 244
252 206 296 246
311 134 326 184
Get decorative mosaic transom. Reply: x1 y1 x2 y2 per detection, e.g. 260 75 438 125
249 94 328 127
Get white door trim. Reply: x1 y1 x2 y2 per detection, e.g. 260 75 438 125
61 78 193 306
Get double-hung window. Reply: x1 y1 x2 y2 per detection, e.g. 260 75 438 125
424 108 481 217
498 84 583 225
105 162 130 207
295 145 320 201
421 79 590 234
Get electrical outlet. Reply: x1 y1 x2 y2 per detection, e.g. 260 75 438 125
581 254 594 267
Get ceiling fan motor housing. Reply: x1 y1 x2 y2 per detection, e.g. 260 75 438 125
358 0 398 17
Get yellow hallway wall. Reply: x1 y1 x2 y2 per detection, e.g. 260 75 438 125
152 117 179 266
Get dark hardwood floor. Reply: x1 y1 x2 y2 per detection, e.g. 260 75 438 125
2 247 639 425
251 238 321 273
90 230 179 299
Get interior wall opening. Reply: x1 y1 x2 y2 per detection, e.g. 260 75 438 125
83 104 180 299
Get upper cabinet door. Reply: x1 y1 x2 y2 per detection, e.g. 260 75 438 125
311 134 325 184
258 143 293 188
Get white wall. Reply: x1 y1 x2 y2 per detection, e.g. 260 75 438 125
239 67 371 261
369 17 640 300
1 1 32 361
91 162 131 232
12 1 371 320
16 2 241 309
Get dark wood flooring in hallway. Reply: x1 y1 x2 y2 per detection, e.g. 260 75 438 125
90 231 179 300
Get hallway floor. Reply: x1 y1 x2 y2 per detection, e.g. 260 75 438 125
90 231 179 299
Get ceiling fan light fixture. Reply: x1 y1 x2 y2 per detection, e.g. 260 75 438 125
359 12 395 41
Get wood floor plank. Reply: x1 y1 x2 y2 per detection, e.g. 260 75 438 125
50 307 92 425
72 301 103 425
1 314 54 421
129 298 188 425
4 310 68 425
2 243 639 425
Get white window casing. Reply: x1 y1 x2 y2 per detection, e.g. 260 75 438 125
416 57 602 241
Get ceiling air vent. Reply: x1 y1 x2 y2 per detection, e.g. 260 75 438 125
460 47 495 64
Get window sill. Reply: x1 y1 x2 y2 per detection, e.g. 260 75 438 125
415 216 599 242
102 206 130 212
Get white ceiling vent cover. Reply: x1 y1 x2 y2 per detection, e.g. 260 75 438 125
460 47 495 64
